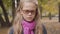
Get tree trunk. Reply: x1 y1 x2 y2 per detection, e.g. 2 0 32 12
59 2 60 22
40 0 43 19
12 0 15 19
49 12 52 20
40 5 42 19
0 14 5 27
12 0 20 22
17 0 20 7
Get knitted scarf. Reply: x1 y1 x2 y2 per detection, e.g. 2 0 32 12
21 20 36 34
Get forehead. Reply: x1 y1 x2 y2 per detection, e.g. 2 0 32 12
22 2 37 10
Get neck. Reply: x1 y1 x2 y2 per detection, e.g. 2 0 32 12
23 18 35 23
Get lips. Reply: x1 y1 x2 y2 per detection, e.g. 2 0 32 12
26 17 32 19
27 16 32 17
27 16 32 18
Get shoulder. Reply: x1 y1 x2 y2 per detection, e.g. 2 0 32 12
38 23 47 34
8 26 14 34
37 23 44 34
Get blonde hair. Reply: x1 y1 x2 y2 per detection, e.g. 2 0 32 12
11 0 43 34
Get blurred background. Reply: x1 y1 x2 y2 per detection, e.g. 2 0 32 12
0 0 60 34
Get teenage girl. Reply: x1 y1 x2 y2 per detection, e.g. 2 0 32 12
8 0 43 34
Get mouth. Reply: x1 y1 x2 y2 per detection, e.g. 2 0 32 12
26 17 32 19
27 16 32 18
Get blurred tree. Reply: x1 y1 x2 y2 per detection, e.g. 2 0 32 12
11 0 20 23
0 0 11 27
0 0 20 27
38 0 58 20
17 0 20 7
38 0 48 19
2 0 12 10
12 0 20 18
12 0 15 19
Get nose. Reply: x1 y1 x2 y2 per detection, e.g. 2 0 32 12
28 12 32 16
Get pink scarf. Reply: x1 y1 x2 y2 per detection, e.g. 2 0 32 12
21 20 36 34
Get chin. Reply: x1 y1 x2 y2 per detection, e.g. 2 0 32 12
27 19 33 22
27 20 32 21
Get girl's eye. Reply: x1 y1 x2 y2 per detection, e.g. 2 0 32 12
23 10 36 14
25 10 29 14
23 10 29 14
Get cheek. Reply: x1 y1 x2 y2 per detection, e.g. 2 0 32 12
22 14 27 18
33 14 36 18
30 13 36 19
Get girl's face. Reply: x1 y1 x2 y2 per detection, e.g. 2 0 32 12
21 2 37 21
